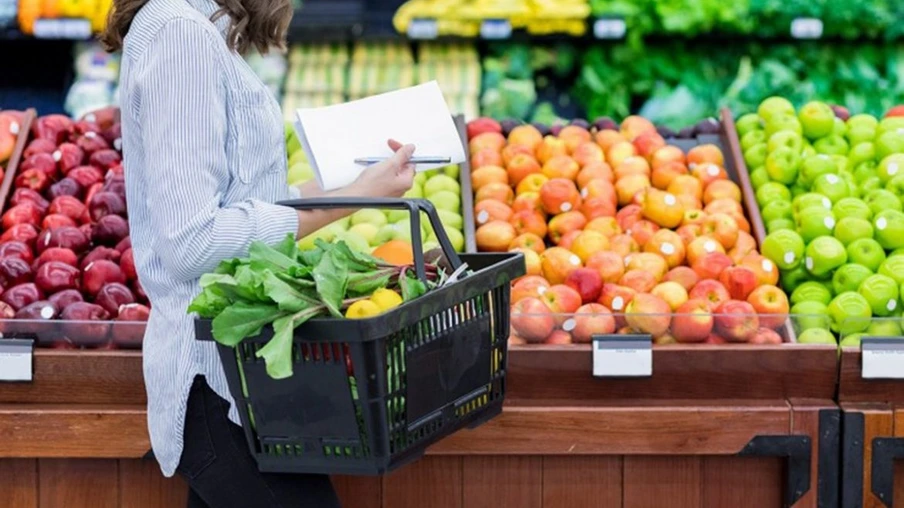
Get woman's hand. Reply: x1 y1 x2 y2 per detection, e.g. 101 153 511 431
349 139 416 198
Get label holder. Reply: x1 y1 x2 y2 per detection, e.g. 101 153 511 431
407 17 439 40
480 18 512 40
790 18 823 40
592 334 652 378
0 337 35 383
861 337 904 380
593 16 627 40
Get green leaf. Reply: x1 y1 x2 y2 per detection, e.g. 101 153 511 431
214 258 246 275
256 314 296 379
399 270 427 302
187 288 229 318
331 240 382 273
312 246 349 317
211 302 285 347
274 234 299 258
262 270 319 313
233 265 269 302
249 240 298 272
346 270 393 297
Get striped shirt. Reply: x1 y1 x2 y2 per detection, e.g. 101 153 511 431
119 0 300 477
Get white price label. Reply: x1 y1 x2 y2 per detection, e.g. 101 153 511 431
480 19 512 40
790 18 823 39
592 335 652 378
407 18 438 40
33 18 92 40
593 18 627 39
0 339 33 382
861 338 904 380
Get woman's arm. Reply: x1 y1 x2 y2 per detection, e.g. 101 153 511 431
138 20 302 282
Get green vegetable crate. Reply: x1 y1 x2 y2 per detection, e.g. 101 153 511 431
195 198 525 475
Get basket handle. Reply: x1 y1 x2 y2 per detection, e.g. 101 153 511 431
276 197 463 283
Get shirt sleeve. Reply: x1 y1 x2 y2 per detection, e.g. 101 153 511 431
136 20 299 282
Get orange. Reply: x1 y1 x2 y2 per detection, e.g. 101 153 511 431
372 240 414 266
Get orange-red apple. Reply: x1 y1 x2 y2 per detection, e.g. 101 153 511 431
509 232 546 254
507 154 543 187
548 211 587 244
651 161 689 189
628 219 660 247
692 251 734 280
586 251 625 283
508 125 543 151
632 131 666 159
667 174 704 200
598 283 636 314
652 281 689 311
615 174 651 206
620 115 657 141
511 297 555 343
515 173 549 195
641 189 685 228
469 132 506 155
691 163 729 188
609 234 640 258
688 279 731 309
540 178 582 215
471 165 509 191
536 135 568 164
577 162 614 188
714 300 759 342
559 125 592 153
614 156 651 180
739 253 780 286
501 144 533 167
511 276 550 303
686 144 725 168
541 247 583 285
595 129 625 151
570 230 610 263
570 303 616 343
718 266 758 301
542 155 580 181
749 328 783 345
565 267 604 304
625 293 672 337
664 266 699 292
512 192 544 214
471 148 504 169
701 212 739 249
650 145 686 170
619 269 657 293
544 330 573 345
703 180 742 205
586 216 621 237
580 196 617 221
571 142 604 168
474 199 513 226
747 285 790 330
686 236 726 265
476 220 517 252
672 299 714 343
475 182 515 205
625 252 669 281
645 229 686 268
509 210 548 238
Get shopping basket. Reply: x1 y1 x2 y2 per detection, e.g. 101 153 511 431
195 197 524 475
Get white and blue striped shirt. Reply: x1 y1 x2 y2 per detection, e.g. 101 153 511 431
119 0 300 477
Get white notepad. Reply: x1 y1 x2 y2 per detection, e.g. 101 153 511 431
293 81 467 191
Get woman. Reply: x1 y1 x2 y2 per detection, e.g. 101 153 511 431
101 1 415 506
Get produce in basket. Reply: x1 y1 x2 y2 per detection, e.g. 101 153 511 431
468 115 791 346
189 234 451 379
740 98 904 345
0 110 148 347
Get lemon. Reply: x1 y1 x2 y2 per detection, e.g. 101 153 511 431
345 300 382 319
370 289 403 311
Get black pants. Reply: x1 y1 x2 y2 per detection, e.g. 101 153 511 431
177 376 342 508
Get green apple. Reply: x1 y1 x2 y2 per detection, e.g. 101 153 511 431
853 161 878 182
833 198 872 221
347 223 380 246
297 225 337 250
423 174 461 197
337 231 371 253
761 200 794 223
828 292 873 335
741 130 767 151
765 114 803 137
833 217 874 245
875 130 904 160
391 219 427 243
805 236 847 277
866 319 903 337
878 255 904 285
848 125 878 146
765 146 801 184
833 117 848 137
374 224 397 245
736 113 764 136
865 189 903 216
791 302 832 332
878 117 904 135
798 101 836 139
767 131 805 153
790 184 809 198
878 154 904 184
885 174 904 197
286 132 302 156
762 229 805 270
801 143 817 158
436 209 463 230
873 210 904 250
781 265 815 294
797 208 835 243
858 274 900 316
848 142 877 169
813 135 850 156
798 155 836 186
756 182 793 207
749 167 771 189
793 193 832 216
790 281 834 306
859 177 882 196
798 327 837 345
840 333 865 348
744 144 768 169
812 173 849 203
288 149 307 168
832 263 873 294
413 172 429 187
427 190 461 213
767 219 796 233
758 96 796 122
848 113 879 130
443 164 461 179
350 208 388 228
442 227 465 252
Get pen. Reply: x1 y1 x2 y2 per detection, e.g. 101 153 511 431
354 156 452 166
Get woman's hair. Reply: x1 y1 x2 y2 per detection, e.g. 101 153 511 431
100 0 294 54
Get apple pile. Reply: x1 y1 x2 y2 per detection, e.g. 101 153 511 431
0 109 150 348
741 98 904 346
466 116 789 346
284 123 467 254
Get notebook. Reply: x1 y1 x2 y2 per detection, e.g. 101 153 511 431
293 81 467 191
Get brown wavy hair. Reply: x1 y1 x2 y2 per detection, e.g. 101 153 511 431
100 0 294 54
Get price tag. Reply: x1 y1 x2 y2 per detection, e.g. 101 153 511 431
593 17 627 40
790 18 823 39
407 18 438 40
0 338 33 382
33 18 92 40
480 19 512 40
592 334 652 378
862 337 904 380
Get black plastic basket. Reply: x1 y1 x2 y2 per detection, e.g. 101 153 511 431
195 197 524 475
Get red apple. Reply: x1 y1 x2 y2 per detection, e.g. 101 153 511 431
714 300 759 342
10 188 49 213
0 241 34 264
664 266 699 292
544 330 573 345
35 248 78 269
569 303 616 343
511 297 555 343
82 259 126 296
749 328 783 345
688 280 731 309
718 266 758 301
747 285 790 331
624 293 671 337
672 299 714 343
34 261 80 294
691 252 734 281
542 284 583 324
564 268 603 304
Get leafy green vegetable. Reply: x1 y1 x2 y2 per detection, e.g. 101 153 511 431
190 234 447 379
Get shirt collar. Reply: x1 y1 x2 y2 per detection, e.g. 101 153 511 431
185 0 230 38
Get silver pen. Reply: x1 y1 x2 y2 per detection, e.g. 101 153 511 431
354 156 451 166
